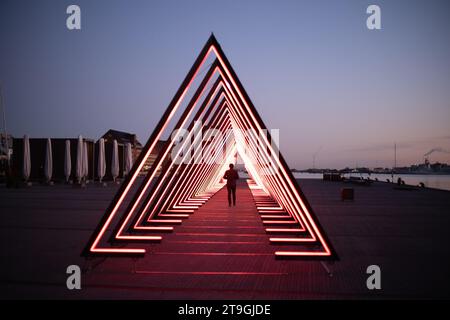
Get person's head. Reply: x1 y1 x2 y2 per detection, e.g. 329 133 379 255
229 163 234 169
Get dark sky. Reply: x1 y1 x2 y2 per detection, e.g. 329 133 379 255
1 0 449 168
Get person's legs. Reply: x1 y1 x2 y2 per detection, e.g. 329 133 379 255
231 185 236 206
227 185 232 206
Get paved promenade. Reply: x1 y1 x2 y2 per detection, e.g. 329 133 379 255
1 179 449 299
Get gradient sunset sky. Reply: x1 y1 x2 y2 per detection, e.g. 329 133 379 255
1 0 449 169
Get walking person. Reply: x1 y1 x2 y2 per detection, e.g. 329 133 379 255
223 163 239 207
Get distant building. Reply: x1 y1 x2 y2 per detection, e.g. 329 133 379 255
101 129 142 147
0 133 13 158
143 140 166 175
99 129 166 176
101 129 143 161
7 129 169 183
0 133 13 178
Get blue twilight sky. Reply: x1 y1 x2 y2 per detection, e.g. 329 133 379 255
1 0 449 169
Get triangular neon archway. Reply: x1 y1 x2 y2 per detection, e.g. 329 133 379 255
82 35 338 260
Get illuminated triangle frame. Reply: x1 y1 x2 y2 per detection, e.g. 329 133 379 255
82 35 338 261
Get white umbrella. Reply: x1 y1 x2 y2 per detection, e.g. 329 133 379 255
44 138 53 182
111 139 119 182
98 138 106 182
23 135 31 181
76 135 83 183
64 140 71 182
124 142 133 175
83 141 89 181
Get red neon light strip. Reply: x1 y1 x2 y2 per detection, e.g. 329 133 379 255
211 57 332 255
158 114 232 214
88 47 215 254
115 65 221 239
151 96 230 213
170 108 232 208
270 237 316 243
159 98 230 209
85 36 335 259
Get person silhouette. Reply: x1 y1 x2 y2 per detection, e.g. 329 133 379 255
223 163 239 207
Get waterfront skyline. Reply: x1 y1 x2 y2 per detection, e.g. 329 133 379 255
1 0 450 169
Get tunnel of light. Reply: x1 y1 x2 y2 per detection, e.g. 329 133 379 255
82 35 337 260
